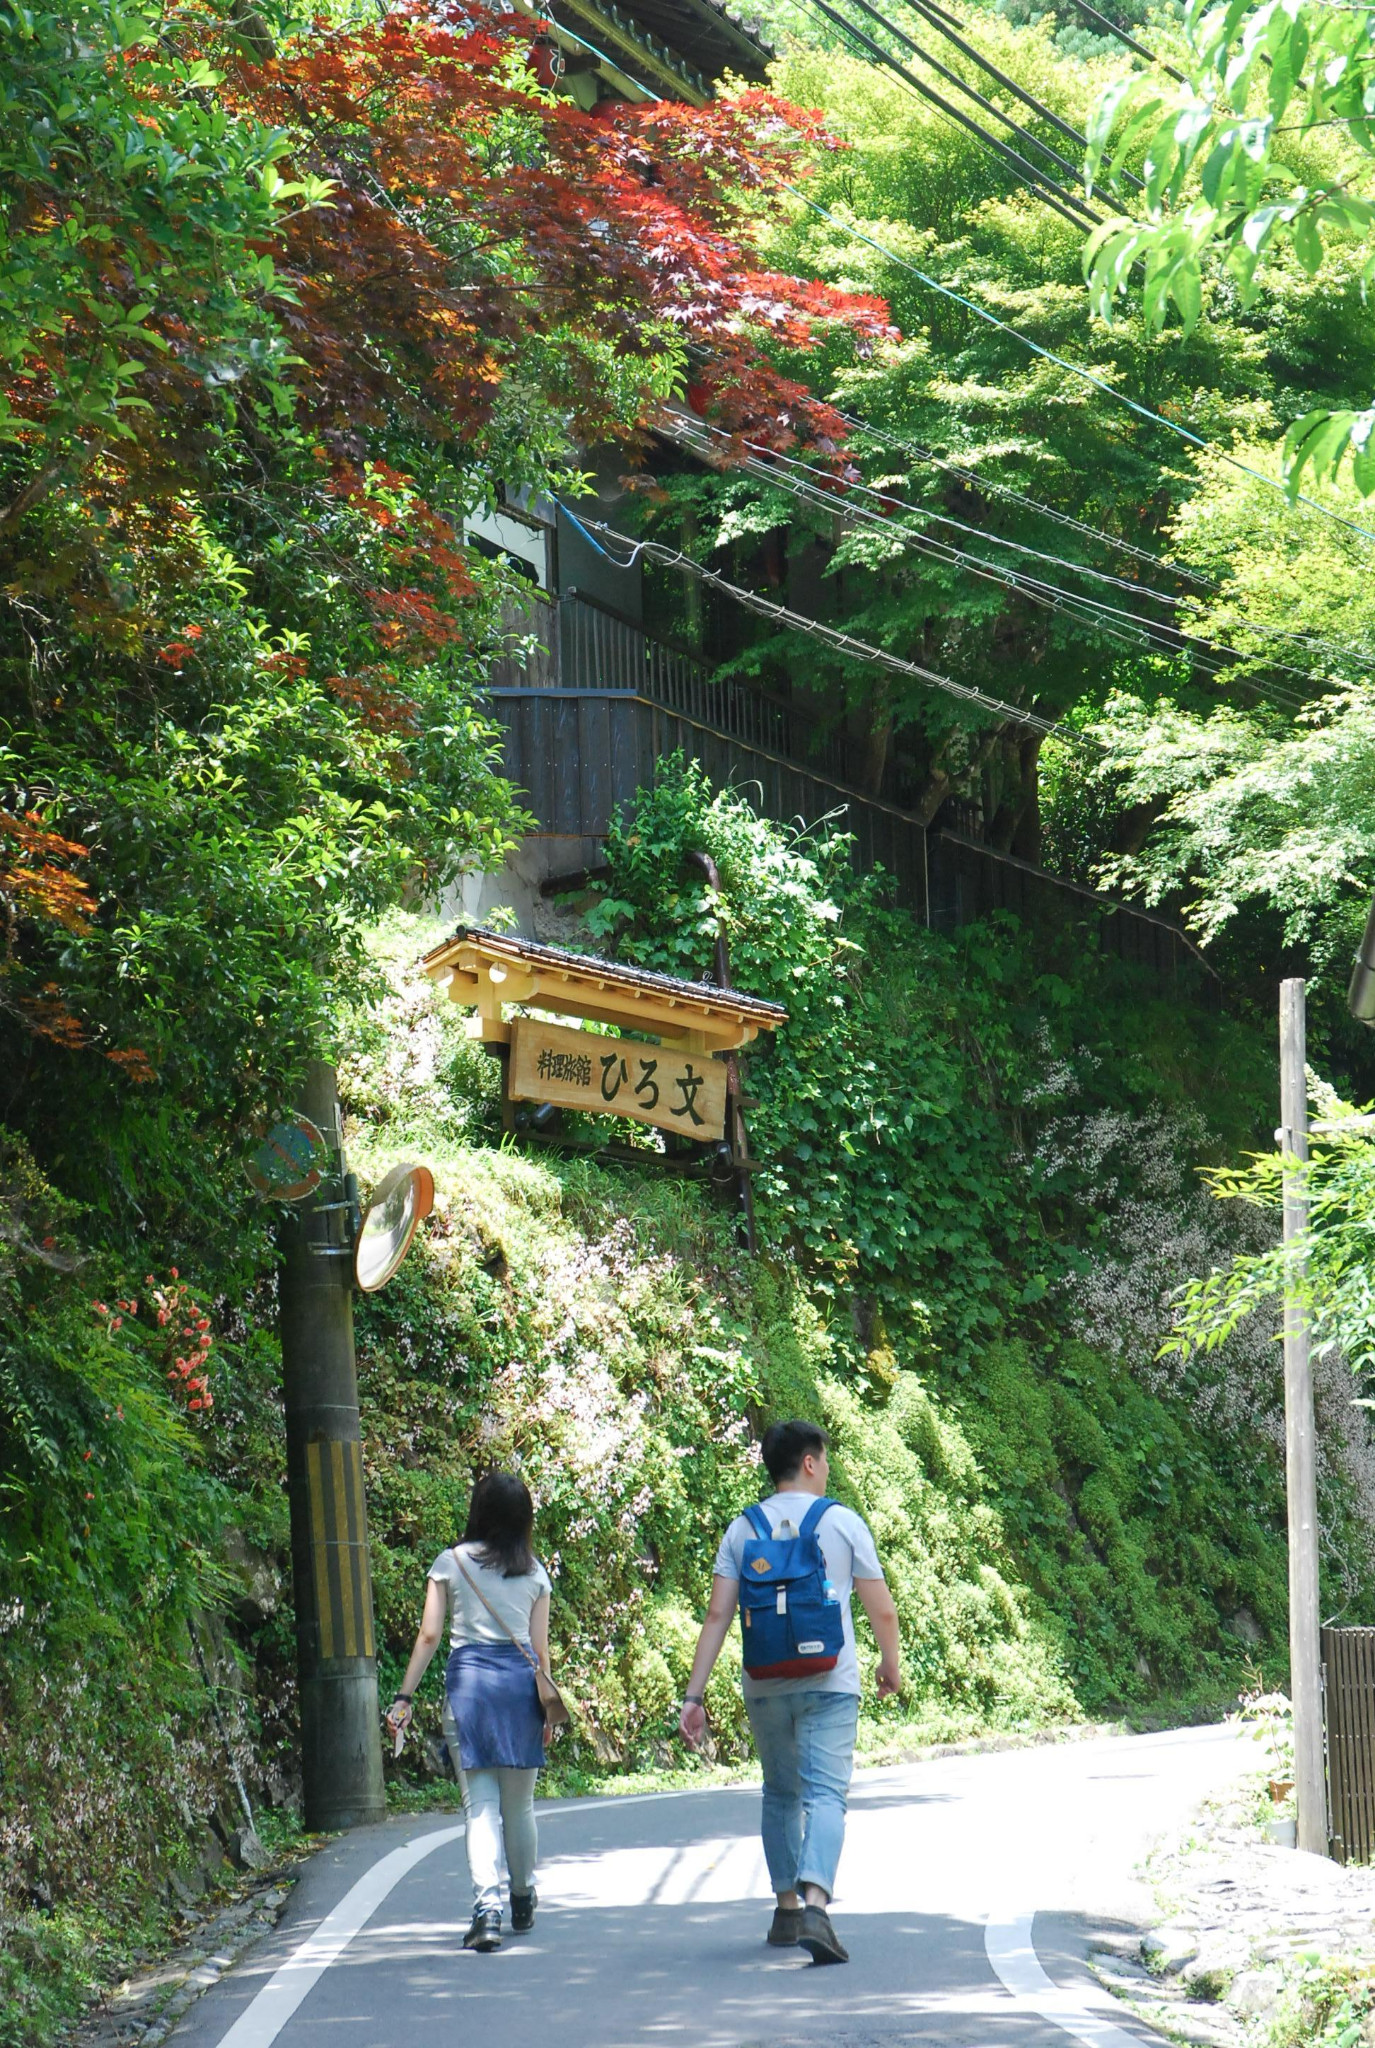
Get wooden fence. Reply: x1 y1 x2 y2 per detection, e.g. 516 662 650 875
490 687 930 916
1325 1626 1375 1864
484 589 1213 990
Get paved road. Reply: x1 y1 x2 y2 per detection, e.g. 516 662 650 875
178 1723 1252 2048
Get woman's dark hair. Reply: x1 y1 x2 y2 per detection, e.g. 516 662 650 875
760 1420 829 1484
463 1470 536 1577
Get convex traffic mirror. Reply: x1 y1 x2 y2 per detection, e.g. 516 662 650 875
353 1162 435 1292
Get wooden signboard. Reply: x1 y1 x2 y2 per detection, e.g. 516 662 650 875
509 1018 727 1141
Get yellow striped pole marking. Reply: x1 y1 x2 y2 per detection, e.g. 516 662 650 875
304 1438 375 1661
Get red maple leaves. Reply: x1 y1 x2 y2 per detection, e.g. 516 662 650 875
0 811 153 1077
227 6 891 459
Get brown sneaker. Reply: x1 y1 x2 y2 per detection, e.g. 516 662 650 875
767 1906 804 1946
798 1903 848 1964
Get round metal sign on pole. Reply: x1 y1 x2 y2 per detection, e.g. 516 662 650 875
247 1117 327 1201
354 1163 435 1292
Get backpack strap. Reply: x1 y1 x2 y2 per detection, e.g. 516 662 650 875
742 1502 773 1542
798 1496 837 1541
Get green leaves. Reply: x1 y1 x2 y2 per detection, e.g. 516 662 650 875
0 1 321 470
1081 0 1375 488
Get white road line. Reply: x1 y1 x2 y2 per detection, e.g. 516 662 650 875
985 1910 1154 2048
211 1774 1162 2048
207 1780 753 2048
212 1824 465 2048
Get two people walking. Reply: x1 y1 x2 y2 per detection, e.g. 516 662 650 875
388 1419 898 1965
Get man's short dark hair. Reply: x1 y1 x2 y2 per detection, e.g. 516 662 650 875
761 1420 829 1484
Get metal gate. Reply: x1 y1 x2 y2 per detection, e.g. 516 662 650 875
1323 1626 1375 1864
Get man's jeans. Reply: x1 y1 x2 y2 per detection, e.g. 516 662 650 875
746 1689 860 1900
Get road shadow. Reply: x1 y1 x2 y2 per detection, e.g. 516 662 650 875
291 1904 1101 2048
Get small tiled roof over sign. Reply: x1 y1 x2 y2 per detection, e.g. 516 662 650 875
421 926 787 1052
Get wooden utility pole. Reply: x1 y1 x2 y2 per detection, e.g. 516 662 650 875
1279 979 1327 1856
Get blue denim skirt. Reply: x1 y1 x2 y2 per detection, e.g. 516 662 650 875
445 1642 544 1771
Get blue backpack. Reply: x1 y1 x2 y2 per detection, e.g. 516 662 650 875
738 1497 844 1680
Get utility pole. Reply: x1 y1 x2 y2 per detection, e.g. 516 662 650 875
1279 979 1326 1857
279 1060 386 1831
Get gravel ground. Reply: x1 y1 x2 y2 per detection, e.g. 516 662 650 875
1087 1770 1375 2046
70 1875 297 2048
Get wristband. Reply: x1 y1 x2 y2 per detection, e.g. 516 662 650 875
683 1694 703 1705
393 1693 413 1705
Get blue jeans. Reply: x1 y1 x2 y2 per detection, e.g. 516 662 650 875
746 1690 859 1900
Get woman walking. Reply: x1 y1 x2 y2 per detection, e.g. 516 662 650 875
386 1471 553 1952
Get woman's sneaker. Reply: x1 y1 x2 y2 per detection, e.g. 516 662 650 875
464 1907 503 1953
510 1891 537 1933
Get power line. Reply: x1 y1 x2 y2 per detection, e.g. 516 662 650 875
783 183 1375 548
1066 0 1187 83
526 9 1375 575
832 406 1375 667
661 411 1338 706
834 407 1212 587
526 0 1375 562
888 0 1145 190
561 505 1100 742
802 0 1102 228
822 0 1102 207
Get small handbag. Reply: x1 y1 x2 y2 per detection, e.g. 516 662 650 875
454 1552 572 1729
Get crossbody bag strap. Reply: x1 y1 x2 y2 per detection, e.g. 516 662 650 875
453 1550 542 1679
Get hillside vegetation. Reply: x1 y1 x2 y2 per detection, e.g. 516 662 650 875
11 2 1375 2043
9 766 1373 2044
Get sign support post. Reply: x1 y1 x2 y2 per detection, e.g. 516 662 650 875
279 1060 386 1831
1279 979 1326 1856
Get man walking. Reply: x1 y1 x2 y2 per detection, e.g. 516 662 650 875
678 1420 901 1965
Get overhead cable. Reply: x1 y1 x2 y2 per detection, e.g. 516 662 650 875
888 0 1145 190
803 0 1102 228
538 7 1375 567
662 412 1339 705
821 0 1100 205
1066 0 1187 83
561 505 1105 744
834 408 1212 587
818 411 1375 668
836 410 1375 666
783 184 1375 548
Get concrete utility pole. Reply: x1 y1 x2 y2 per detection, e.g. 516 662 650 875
1279 980 1326 1857
279 1060 386 1831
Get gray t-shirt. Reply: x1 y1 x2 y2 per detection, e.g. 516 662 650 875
428 1544 552 1652
712 1491 885 1698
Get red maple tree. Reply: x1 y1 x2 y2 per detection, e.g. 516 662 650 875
227 6 891 463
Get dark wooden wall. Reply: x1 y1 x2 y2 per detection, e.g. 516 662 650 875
491 687 929 915
485 592 1214 997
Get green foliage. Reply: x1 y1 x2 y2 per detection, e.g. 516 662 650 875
1082 0 1375 495
1168 1099 1375 1388
0 1 314 461
1078 682 1375 967
626 27 1375 877
570 760 1330 1706
1263 1956 1375 2048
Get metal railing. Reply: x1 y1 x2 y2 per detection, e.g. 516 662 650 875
490 587 862 790
488 589 559 690
1325 1626 1375 1863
